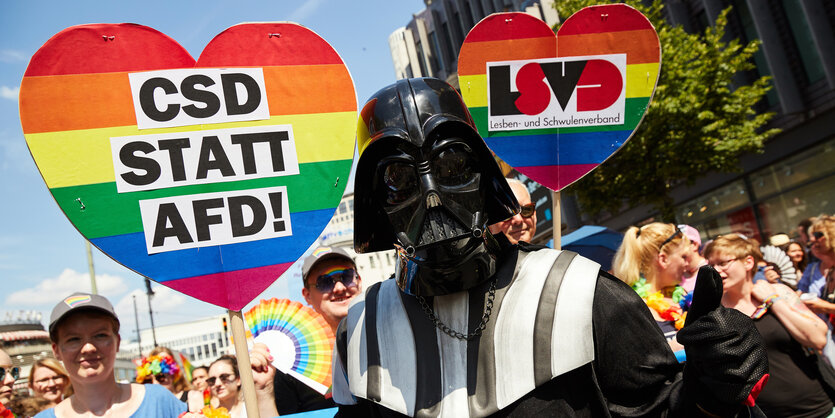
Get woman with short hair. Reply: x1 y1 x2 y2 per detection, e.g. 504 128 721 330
706 234 831 416
35 292 187 418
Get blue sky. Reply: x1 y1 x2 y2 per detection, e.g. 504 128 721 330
0 0 424 340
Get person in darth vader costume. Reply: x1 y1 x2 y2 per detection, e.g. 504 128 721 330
332 77 769 417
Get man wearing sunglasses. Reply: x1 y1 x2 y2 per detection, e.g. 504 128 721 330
0 348 18 410
270 246 362 415
488 178 536 245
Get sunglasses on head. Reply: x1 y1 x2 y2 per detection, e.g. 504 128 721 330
314 268 358 292
519 203 535 219
206 373 236 386
0 366 20 381
660 226 683 249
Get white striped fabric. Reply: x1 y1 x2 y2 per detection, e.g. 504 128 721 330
433 291 471 417
375 279 417 415
493 248 561 408
552 255 598 376
345 293 369 402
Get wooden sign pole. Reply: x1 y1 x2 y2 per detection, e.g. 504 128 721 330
229 309 260 418
553 190 561 250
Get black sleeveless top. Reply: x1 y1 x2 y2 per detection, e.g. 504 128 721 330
753 311 833 417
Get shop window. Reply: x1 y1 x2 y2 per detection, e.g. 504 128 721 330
676 180 749 226
757 175 835 240
749 138 835 201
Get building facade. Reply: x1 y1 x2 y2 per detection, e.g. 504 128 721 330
0 311 51 394
389 0 558 88
118 313 233 377
581 0 835 244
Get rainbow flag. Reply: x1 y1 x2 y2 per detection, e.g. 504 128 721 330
178 352 194 383
459 6 660 191
20 23 356 310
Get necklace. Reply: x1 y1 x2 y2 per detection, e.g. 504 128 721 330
631 278 690 330
417 277 497 340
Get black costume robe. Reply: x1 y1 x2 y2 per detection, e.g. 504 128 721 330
332 243 701 417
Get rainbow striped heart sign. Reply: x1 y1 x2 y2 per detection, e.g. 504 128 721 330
458 4 660 191
20 23 356 311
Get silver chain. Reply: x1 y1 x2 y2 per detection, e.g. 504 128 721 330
416 278 497 340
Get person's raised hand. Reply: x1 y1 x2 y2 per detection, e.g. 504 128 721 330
677 266 769 415
249 343 275 392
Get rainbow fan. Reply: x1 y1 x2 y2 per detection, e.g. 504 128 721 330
244 298 335 395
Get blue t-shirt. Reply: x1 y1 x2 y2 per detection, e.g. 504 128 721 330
35 383 186 418
798 262 826 296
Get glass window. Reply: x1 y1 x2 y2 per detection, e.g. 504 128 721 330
211 343 218 358
442 21 456 66
197 345 203 359
429 31 445 71
731 0 778 106
414 41 428 76
781 0 825 84
676 180 749 226
463 1 475 27
339 202 347 214
453 11 465 47
482 0 493 14
749 138 835 200
757 173 835 240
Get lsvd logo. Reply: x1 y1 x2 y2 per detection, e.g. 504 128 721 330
486 54 626 132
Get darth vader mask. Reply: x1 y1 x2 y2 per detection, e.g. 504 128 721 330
354 78 518 296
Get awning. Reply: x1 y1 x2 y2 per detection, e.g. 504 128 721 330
0 330 50 342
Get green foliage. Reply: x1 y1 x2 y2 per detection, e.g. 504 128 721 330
558 0 780 222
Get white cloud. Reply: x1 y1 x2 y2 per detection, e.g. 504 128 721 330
0 50 26 63
5 268 128 306
1 86 19 101
113 286 187 322
288 0 325 22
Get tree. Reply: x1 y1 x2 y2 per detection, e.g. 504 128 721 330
558 0 780 222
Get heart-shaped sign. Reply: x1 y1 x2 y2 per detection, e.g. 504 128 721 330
20 23 356 311
458 4 660 191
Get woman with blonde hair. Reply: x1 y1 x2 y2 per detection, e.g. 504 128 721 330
613 223 692 353
27 358 72 411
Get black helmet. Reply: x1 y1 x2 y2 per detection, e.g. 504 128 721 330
354 77 518 296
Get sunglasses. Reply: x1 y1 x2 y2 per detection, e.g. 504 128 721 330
814 231 825 240
660 226 683 248
206 373 236 386
519 203 536 219
154 373 173 382
314 268 358 292
0 366 20 381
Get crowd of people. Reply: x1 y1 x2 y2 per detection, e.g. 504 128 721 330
0 76 830 417
612 215 835 416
